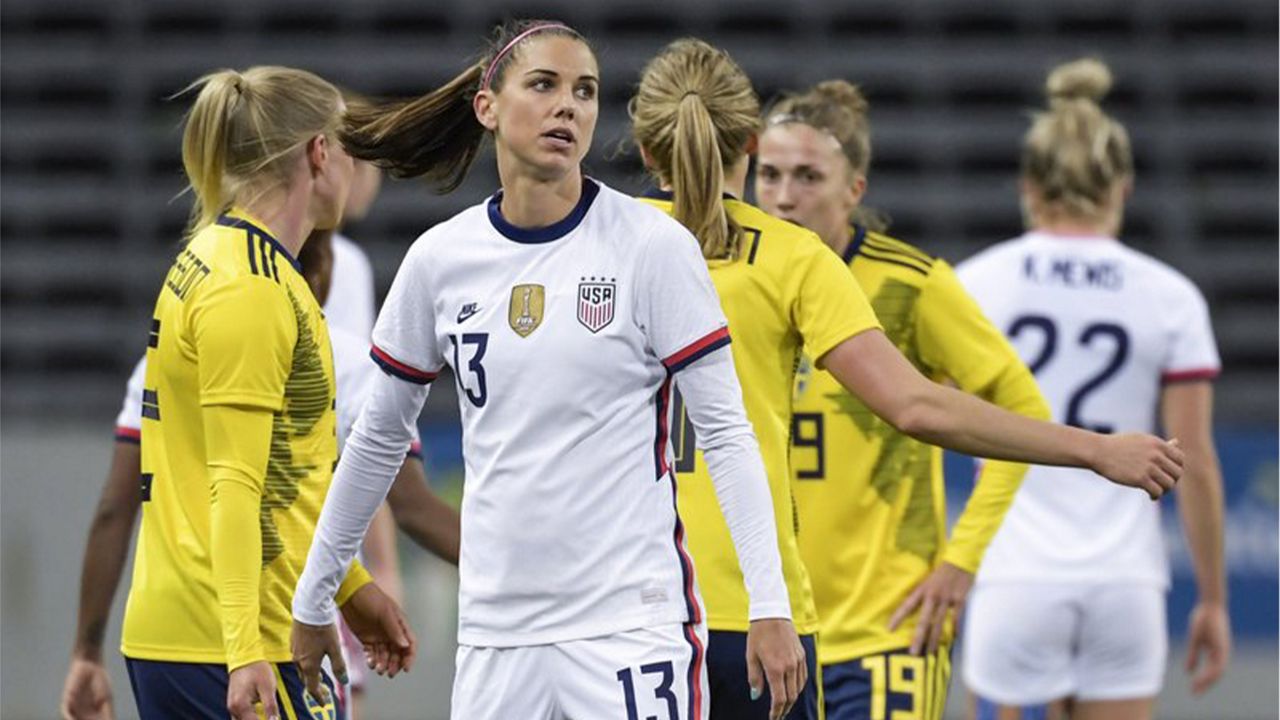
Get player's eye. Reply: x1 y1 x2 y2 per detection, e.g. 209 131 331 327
758 166 779 182
800 170 822 184
530 77 554 91
575 83 597 101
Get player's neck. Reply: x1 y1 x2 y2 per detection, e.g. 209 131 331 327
723 156 748 200
240 191 313 258
498 170 583 229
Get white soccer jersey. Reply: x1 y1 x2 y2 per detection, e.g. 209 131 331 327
328 233 377 341
957 231 1220 587
331 325 421 458
114 356 147 441
295 178 789 647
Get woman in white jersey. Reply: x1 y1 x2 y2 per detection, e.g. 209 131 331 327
958 59 1231 720
290 20 808 720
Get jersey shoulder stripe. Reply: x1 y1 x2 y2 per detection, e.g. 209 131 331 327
856 231 935 276
370 345 439 385
214 214 301 282
663 327 732 373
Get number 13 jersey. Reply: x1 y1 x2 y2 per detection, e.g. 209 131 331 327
371 179 740 647
956 231 1220 587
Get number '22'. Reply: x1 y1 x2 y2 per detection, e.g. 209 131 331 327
1007 315 1130 433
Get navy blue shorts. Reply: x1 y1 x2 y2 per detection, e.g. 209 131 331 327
822 646 951 720
705 631 821 720
125 658 342 720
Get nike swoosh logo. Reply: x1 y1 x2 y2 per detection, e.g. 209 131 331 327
457 307 479 323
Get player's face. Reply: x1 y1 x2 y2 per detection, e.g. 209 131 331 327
343 160 383 223
756 124 860 249
308 102 357 231
481 36 599 181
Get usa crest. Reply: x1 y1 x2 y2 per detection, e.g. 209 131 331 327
508 284 545 338
577 278 616 333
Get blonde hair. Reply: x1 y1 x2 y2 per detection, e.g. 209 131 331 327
1022 58 1133 222
630 38 761 261
342 20 588 192
180 66 343 235
764 80 888 232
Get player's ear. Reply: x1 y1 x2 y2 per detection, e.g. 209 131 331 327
743 133 758 156
474 90 498 132
306 134 330 177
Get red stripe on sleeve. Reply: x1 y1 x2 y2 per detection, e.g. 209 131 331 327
663 327 731 371
1162 368 1220 384
370 345 438 383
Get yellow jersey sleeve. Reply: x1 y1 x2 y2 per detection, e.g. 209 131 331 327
913 260 1050 571
192 275 297 411
786 238 881 366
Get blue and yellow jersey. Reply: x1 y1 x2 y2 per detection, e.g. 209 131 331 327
640 193 881 633
792 226 1049 664
123 209 365 667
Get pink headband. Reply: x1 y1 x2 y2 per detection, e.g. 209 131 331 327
481 23 573 91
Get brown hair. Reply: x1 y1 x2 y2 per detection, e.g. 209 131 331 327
341 19 589 192
180 66 343 234
630 39 761 261
764 80 888 232
1022 58 1133 221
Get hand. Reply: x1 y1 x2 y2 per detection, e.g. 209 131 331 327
1185 601 1231 695
339 582 417 678
60 657 114 720
888 562 973 655
1091 434 1183 500
226 661 279 720
290 620 345 706
745 618 807 720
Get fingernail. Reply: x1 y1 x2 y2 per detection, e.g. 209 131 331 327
750 686 762 701
338 672 349 685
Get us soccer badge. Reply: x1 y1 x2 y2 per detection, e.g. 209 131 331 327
577 277 616 333
508 283 545 337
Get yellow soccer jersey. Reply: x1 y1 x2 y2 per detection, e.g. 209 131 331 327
123 209 349 666
792 226 1048 664
640 193 881 633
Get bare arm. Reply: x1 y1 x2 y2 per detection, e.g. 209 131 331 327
822 329 1182 498
362 503 404 603
1161 381 1230 693
70 441 142 660
385 457 461 566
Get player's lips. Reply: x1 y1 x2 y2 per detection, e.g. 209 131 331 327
540 127 576 150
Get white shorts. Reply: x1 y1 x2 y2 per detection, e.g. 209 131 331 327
451 622 709 720
962 582 1167 705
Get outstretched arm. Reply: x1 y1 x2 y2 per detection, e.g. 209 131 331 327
822 329 1182 498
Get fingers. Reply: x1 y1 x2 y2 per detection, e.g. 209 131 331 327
258 680 280 720
746 650 764 703
766 659 787 720
1166 438 1185 466
888 587 922 632
327 633 349 688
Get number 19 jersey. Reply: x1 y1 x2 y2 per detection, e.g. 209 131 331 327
371 179 739 647
956 231 1220 586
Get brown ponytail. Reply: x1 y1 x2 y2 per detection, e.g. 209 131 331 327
341 19 589 193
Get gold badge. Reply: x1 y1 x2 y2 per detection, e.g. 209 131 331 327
508 284 545 337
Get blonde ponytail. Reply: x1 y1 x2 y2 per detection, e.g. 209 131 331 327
179 66 343 235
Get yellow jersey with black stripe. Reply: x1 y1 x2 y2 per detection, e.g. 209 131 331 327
122 209 340 665
640 193 882 633
792 226 1048 664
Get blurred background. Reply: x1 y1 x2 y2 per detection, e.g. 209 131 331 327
1 0 1275 718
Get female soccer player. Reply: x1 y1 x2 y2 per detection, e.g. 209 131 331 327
957 58 1230 720
291 20 805 720
119 65 410 720
60 228 460 720
753 80 1049 720
629 38 1183 720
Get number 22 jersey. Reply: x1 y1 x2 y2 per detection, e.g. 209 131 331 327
956 231 1220 587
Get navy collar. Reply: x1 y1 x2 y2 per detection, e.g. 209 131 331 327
488 177 600 244
640 187 739 202
215 214 302 272
843 224 867 265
